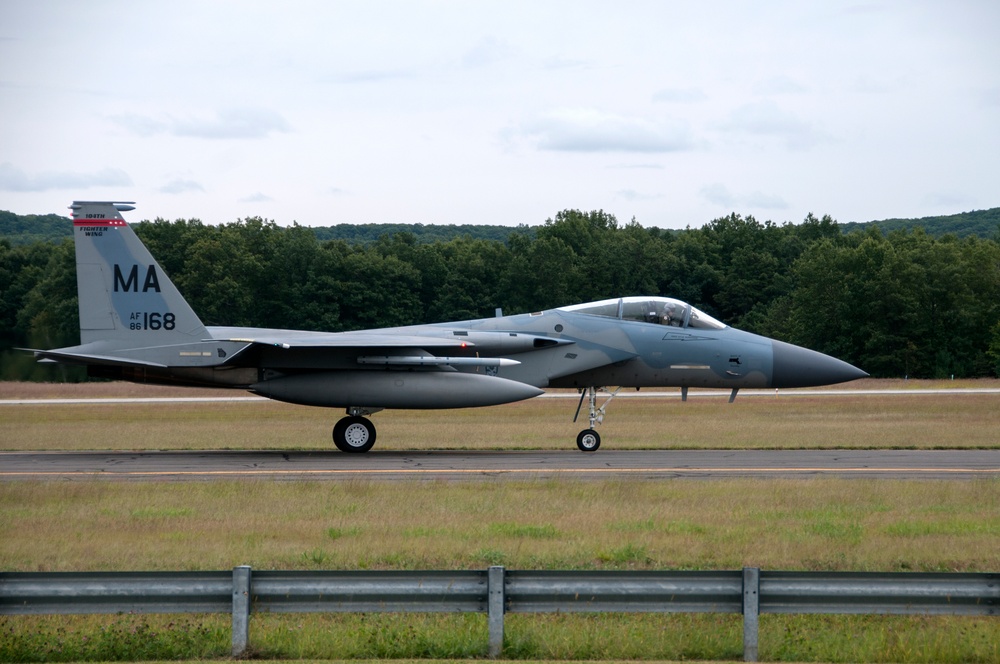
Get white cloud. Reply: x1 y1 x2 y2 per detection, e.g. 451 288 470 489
112 109 290 140
920 192 974 210
540 56 591 71
159 179 205 194
701 183 788 210
462 36 513 68
519 108 693 153
743 191 790 210
0 163 133 192
615 189 662 202
173 109 290 139
1 1 997 228
716 101 829 150
702 183 736 207
979 87 1000 108
110 114 167 137
239 192 273 203
610 163 665 171
753 76 807 95
652 88 707 103
328 69 416 85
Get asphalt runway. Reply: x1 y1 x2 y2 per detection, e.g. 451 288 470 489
1 449 997 481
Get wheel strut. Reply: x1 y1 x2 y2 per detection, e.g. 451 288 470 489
573 386 621 451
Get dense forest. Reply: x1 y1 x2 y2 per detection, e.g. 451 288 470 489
840 208 1000 239
2 208 1000 381
0 210 70 246
0 209 538 248
4 206 999 246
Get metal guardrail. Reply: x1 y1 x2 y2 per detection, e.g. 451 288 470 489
2 567 996 661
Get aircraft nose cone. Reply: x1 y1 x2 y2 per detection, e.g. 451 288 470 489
771 339 869 388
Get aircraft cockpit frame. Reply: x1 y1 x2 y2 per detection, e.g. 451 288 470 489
559 296 727 330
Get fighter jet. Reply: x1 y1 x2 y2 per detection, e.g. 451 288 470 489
31 201 868 452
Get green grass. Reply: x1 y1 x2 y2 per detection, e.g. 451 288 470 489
2 478 997 660
488 522 560 539
3 479 998 573
3 381 1000 451
2 613 998 663
2 381 999 661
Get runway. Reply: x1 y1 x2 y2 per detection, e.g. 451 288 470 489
1 449 997 481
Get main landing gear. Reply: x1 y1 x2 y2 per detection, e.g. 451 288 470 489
332 407 381 453
332 393 625 454
573 386 621 452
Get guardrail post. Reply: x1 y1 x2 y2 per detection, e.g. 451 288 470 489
232 565 252 657
742 567 760 662
487 566 505 658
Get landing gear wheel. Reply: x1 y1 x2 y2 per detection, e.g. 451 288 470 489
576 429 601 452
333 416 376 453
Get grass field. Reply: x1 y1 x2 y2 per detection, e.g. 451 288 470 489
2 479 998 573
1 380 998 662
3 379 1000 451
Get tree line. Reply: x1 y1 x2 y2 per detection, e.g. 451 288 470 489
838 208 1000 239
5 206 1000 247
2 209 999 381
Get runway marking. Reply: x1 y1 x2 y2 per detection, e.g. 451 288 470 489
2 467 996 478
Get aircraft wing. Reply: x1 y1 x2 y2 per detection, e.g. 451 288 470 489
215 331 544 369
29 329 540 373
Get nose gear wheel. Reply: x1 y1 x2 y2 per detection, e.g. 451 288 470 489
576 428 601 452
573 386 620 452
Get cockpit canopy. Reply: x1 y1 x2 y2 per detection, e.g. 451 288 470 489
559 296 727 330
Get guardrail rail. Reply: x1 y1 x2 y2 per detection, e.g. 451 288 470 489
2 566 996 661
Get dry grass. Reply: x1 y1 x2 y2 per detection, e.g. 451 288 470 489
3 379 998 571
2 380 998 662
2 478 997 573
2 379 999 450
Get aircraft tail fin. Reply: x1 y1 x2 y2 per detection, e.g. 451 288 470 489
69 201 209 346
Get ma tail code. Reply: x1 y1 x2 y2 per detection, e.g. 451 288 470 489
113 264 161 293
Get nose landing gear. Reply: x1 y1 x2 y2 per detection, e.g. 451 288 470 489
576 428 601 452
573 386 621 452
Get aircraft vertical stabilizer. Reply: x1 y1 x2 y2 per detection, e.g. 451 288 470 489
69 201 209 345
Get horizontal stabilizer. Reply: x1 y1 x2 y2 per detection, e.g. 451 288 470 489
27 348 168 369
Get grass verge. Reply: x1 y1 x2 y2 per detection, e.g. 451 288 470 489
2 478 997 572
2 613 998 662
3 386 1000 451
2 381 998 662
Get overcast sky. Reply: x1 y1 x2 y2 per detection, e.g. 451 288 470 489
2 1 998 229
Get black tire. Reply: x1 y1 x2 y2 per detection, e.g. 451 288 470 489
333 416 376 453
576 428 601 452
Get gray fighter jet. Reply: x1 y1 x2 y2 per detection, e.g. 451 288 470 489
32 201 868 452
